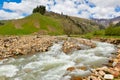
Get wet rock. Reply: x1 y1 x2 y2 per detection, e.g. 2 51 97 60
104 74 114 80
67 67 75 71
77 66 87 71
71 76 82 80
62 41 81 53
77 38 96 48
24 68 32 73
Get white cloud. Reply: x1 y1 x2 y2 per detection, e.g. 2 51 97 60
90 0 120 7
0 0 120 20
0 10 24 20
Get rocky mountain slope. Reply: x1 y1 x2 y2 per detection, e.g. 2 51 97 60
92 16 120 28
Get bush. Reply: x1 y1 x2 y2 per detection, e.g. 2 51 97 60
0 22 4 25
105 26 120 36
93 30 105 36
33 5 46 15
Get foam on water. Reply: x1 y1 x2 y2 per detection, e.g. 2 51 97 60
0 41 116 80
0 65 18 77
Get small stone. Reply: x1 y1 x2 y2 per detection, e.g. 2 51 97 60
77 66 87 71
67 67 75 71
98 70 105 76
112 62 117 67
24 68 32 73
104 74 114 80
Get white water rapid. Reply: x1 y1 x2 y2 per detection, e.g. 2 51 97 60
0 41 116 80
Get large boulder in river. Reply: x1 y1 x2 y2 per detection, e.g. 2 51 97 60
76 38 96 48
62 41 81 53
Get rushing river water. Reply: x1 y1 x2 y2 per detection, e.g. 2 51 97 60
0 41 116 80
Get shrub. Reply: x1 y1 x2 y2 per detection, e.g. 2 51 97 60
33 5 46 15
105 26 120 36
93 30 104 36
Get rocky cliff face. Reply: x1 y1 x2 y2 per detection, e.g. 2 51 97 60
92 16 120 28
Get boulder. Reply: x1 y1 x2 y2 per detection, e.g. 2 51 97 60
62 41 81 53
104 74 114 80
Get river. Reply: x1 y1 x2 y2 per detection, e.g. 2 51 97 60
0 41 116 80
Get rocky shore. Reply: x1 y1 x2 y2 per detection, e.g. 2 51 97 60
0 35 56 59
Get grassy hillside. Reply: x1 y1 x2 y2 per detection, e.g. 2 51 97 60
45 12 100 34
0 13 64 35
0 12 100 35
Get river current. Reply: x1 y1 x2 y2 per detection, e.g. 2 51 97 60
0 41 116 80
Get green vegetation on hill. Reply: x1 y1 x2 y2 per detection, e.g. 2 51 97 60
0 13 64 35
0 12 100 36
105 26 120 36
105 23 120 36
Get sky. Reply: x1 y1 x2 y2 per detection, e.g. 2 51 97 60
0 0 120 20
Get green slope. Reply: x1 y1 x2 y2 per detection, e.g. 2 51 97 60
0 13 64 35
0 12 100 35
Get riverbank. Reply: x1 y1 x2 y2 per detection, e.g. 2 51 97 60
0 35 56 59
0 35 96 60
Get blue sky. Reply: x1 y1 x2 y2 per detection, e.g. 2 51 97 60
0 0 21 8
0 0 120 20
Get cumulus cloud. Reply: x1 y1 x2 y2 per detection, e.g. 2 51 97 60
0 10 24 20
0 0 120 20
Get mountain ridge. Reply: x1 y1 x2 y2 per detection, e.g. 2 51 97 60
92 16 120 27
